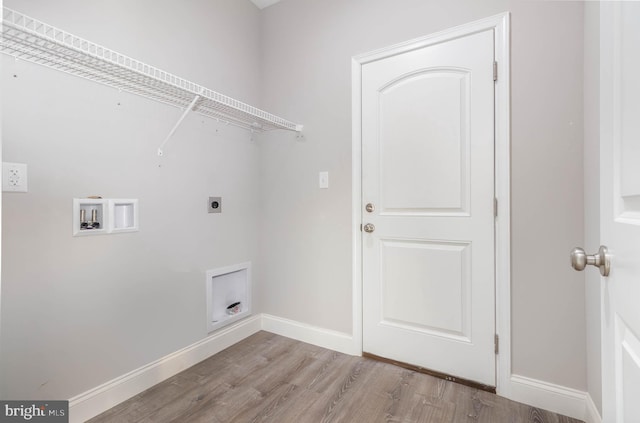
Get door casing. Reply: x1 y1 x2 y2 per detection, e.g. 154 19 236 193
351 12 511 394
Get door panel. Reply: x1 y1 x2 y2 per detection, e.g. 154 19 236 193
362 29 495 386
619 2 640 208
380 239 471 340
618 317 640 422
379 69 470 214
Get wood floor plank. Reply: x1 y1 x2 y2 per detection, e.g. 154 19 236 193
229 382 299 423
137 381 234 423
333 360 411 421
381 368 415 422
88 331 585 423
322 359 394 422
407 394 457 423
303 352 359 394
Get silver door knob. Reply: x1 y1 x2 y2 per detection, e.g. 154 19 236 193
570 246 610 276
363 223 375 233
365 203 375 213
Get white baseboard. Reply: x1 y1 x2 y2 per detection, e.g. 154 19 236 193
261 313 359 356
584 393 602 423
68 315 262 423
509 374 596 422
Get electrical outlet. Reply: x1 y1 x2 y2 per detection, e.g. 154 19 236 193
2 162 28 193
208 197 222 213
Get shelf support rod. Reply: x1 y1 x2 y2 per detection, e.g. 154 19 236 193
157 90 203 156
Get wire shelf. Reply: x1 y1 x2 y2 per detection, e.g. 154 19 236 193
1 7 302 133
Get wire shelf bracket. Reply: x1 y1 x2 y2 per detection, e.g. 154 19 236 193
157 90 203 157
1 7 303 155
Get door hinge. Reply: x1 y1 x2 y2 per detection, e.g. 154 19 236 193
493 61 498 82
494 198 498 218
495 334 499 355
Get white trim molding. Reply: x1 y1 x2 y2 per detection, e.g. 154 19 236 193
585 393 603 423
261 314 357 355
510 375 599 422
351 11 511 393
69 315 262 423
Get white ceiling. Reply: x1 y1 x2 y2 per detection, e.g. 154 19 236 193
250 0 282 9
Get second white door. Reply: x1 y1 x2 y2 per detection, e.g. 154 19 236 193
600 2 640 421
361 28 496 386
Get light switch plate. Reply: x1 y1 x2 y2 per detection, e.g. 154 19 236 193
3 162 28 193
319 171 329 189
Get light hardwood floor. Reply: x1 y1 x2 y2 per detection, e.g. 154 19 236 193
88 331 584 423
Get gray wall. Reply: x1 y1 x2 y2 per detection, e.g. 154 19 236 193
508 0 585 389
1 0 262 399
584 2 602 415
258 0 587 390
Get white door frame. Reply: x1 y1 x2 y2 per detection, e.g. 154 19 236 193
351 12 511 394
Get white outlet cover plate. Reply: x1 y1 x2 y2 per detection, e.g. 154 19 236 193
3 162 28 192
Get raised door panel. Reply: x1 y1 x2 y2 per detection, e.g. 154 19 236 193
379 70 470 215
618 317 640 422
618 3 640 221
380 239 471 341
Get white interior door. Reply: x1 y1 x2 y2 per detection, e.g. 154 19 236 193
361 29 496 387
600 2 640 422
